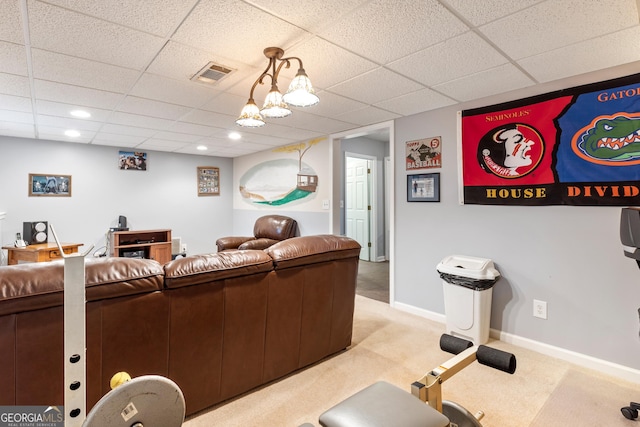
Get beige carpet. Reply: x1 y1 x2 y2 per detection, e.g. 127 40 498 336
183 296 639 426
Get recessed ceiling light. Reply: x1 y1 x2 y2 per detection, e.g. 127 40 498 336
64 130 81 137
70 110 91 118
228 132 241 140
197 145 208 151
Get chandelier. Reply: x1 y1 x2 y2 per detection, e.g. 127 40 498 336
236 47 319 128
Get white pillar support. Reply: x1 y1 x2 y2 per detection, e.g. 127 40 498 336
50 225 92 427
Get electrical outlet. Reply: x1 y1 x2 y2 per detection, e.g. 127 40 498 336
180 243 187 253
533 299 547 319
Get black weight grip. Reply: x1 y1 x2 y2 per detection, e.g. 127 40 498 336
439 334 473 355
476 345 517 374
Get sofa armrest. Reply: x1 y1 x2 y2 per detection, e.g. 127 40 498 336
238 238 280 250
216 236 255 252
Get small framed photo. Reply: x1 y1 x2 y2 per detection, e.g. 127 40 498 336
29 174 72 197
407 173 440 202
119 151 147 170
198 166 220 196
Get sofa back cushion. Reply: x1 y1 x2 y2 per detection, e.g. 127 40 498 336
0 257 164 316
253 215 297 241
265 235 361 269
163 250 273 288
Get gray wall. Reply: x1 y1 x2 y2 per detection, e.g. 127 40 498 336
393 71 640 370
0 137 233 258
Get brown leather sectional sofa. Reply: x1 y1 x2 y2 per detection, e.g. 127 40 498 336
0 234 360 416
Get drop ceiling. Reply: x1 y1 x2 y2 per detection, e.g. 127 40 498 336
0 0 639 157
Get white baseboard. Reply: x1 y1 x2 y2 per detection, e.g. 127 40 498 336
392 301 640 383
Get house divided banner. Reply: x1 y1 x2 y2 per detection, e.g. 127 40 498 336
460 73 640 206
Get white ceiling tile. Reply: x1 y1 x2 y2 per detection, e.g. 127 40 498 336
319 0 469 64
0 0 24 44
445 0 545 26
37 126 95 143
42 0 199 37
219 130 296 147
388 32 509 86
519 26 640 83
328 68 425 104
0 73 31 97
167 121 217 137
0 122 35 138
281 37 379 90
278 109 355 134
200 92 249 116
248 0 369 32
0 94 32 112
151 131 202 143
30 49 139 93
172 0 309 61
196 136 234 147
305 91 368 118
374 89 456 116
174 145 225 156
107 111 175 131
433 64 535 102
335 106 401 126
0 109 33 124
28 1 165 70
35 100 112 122
180 109 237 128
92 133 148 146
130 73 218 108
116 97 192 121
36 115 103 132
480 0 640 60
0 41 28 75
34 80 124 110
99 123 158 138
136 139 190 150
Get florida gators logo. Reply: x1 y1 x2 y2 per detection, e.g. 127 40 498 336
476 123 544 179
573 113 640 165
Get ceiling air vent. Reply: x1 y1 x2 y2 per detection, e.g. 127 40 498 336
191 62 234 85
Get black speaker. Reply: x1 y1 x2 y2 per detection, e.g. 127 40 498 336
23 221 48 244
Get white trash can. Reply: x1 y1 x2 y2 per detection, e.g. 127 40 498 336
436 255 500 345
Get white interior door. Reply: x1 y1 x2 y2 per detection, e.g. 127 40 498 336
346 156 370 261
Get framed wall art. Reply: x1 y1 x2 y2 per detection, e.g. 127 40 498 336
407 173 440 202
198 166 220 196
29 174 72 197
118 151 147 170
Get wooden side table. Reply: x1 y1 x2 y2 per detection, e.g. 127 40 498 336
2 242 83 265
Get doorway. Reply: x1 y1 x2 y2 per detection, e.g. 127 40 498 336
345 154 373 261
330 121 394 305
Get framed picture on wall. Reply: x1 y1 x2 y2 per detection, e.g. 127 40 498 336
407 173 440 202
118 151 147 170
29 174 72 197
198 166 220 196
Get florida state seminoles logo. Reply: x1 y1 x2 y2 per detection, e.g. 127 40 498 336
477 123 544 178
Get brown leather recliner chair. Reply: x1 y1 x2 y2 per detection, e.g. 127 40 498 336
216 215 298 251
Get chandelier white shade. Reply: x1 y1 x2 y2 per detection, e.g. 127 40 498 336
236 47 318 127
261 85 292 118
284 69 319 107
235 98 265 127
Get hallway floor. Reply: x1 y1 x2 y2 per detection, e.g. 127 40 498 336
355 260 389 303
